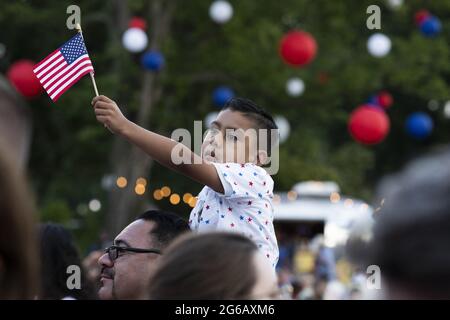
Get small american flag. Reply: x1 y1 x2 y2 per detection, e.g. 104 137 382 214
33 33 94 102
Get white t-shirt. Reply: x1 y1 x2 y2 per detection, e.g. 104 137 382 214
189 162 279 268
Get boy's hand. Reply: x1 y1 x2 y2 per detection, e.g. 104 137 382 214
92 95 129 134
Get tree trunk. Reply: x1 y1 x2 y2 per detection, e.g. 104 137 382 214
105 0 175 237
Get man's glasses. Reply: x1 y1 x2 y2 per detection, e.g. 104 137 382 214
105 245 162 261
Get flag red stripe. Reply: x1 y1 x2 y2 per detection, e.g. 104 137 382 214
46 59 92 96
37 57 66 83
33 50 61 72
43 57 91 92
51 68 93 102
49 65 94 98
39 55 90 88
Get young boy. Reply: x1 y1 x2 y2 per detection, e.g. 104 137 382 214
92 95 279 268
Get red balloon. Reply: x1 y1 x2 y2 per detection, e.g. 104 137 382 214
279 30 317 67
7 60 42 98
377 91 393 109
415 9 431 26
348 105 390 145
129 17 147 30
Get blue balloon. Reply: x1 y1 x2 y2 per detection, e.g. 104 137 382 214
367 94 379 106
420 16 442 37
141 51 164 71
405 112 433 140
212 86 234 107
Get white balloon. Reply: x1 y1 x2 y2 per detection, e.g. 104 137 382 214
367 33 391 57
286 78 305 97
89 199 101 212
444 101 450 119
204 112 219 128
274 116 290 143
122 28 148 53
386 0 403 9
209 1 233 24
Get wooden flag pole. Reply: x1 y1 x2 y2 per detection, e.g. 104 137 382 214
75 23 99 97
75 23 111 131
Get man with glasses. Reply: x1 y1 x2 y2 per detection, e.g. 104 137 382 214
98 210 189 299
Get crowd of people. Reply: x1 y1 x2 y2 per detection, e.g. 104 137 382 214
1 93 449 300
1 133 449 299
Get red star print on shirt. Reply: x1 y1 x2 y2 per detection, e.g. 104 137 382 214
249 181 253 187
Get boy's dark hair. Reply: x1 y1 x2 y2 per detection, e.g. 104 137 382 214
136 210 190 248
222 97 278 156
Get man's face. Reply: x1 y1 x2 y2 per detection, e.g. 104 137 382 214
202 109 260 164
97 220 161 300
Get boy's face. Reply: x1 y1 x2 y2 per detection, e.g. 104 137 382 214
202 109 262 164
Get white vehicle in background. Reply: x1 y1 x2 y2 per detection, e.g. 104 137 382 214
273 181 374 248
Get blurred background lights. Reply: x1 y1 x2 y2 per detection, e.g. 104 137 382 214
89 199 101 212
116 176 127 188
170 193 181 205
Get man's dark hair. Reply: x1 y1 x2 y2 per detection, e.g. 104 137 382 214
136 210 190 248
222 97 278 156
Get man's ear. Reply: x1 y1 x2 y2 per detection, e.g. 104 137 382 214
256 149 269 166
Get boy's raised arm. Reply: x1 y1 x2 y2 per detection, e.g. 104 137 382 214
92 95 224 194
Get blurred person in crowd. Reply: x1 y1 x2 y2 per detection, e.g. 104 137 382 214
313 275 328 300
39 223 97 300
311 235 337 282
98 210 189 300
322 280 349 300
148 232 280 299
0 140 38 299
353 147 450 299
297 274 315 300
